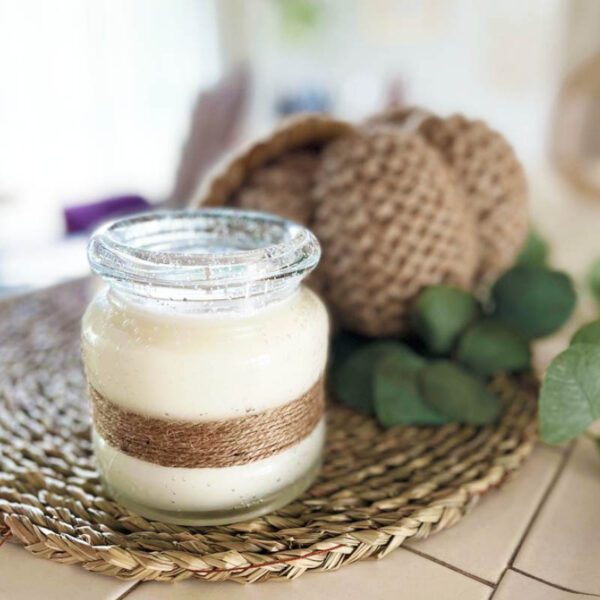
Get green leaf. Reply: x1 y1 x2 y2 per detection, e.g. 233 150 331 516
539 343 600 444
492 266 576 339
457 320 531 376
571 319 600 346
374 354 449 426
332 342 423 415
411 285 479 355
329 332 367 376
419 361 502 425
517 229 549 268
587 258 600 305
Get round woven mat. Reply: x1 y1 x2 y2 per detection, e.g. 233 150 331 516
0 280 537 583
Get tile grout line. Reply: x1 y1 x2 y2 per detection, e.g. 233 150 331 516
408 441 575 599
510 567 600 597
403 546 495 589
507 438 576 568
489 439 578 599
487 574 504 600
404 442 573 593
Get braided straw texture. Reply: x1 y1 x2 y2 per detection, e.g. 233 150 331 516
0 280 537 584
313 128 479 336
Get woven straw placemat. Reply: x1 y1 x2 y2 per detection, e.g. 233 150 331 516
0 280 537 583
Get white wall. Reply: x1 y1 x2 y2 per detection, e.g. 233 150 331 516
0 0 220 243
239 0 568 168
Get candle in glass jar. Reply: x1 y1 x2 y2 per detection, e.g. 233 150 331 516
82 209 328 524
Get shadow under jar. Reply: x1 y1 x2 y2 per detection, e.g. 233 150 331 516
82 209 328 525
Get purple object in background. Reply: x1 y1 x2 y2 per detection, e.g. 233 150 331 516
64 195 151 234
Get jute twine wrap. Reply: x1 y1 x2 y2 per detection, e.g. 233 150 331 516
0 281 537 584
90 379 324 468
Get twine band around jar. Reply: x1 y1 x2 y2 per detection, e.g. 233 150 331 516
89 378 324 469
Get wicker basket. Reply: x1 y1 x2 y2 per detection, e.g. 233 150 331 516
194 113 354 212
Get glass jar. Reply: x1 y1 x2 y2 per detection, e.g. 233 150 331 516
82 209 328 525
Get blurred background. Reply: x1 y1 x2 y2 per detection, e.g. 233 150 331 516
2 0 600 294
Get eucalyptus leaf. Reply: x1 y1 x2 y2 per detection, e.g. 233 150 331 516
332 342 423 415
571 319 600 346
411 285 479 355
539 343 600 444
419 361 501 425
457 320 531 376
329 332 367 376
517 229 549 268
492 266 576 339
374 354 448 427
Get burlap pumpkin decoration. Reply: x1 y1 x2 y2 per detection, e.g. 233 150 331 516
194 110 526 338
418 114 528 285
371 108 529 285
312 127 479 337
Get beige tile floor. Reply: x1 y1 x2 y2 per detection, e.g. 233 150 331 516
514 438 600 594
494 570 598 600
3 441 599 599
406 444 564 585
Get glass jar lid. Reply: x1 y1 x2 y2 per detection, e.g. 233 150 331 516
88 208 321 308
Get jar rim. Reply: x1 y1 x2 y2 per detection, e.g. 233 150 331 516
87 208 321 305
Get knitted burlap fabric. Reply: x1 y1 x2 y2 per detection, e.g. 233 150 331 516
312 127 479 337
232 151 319 225
418 114 528 285
370 109 528 286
